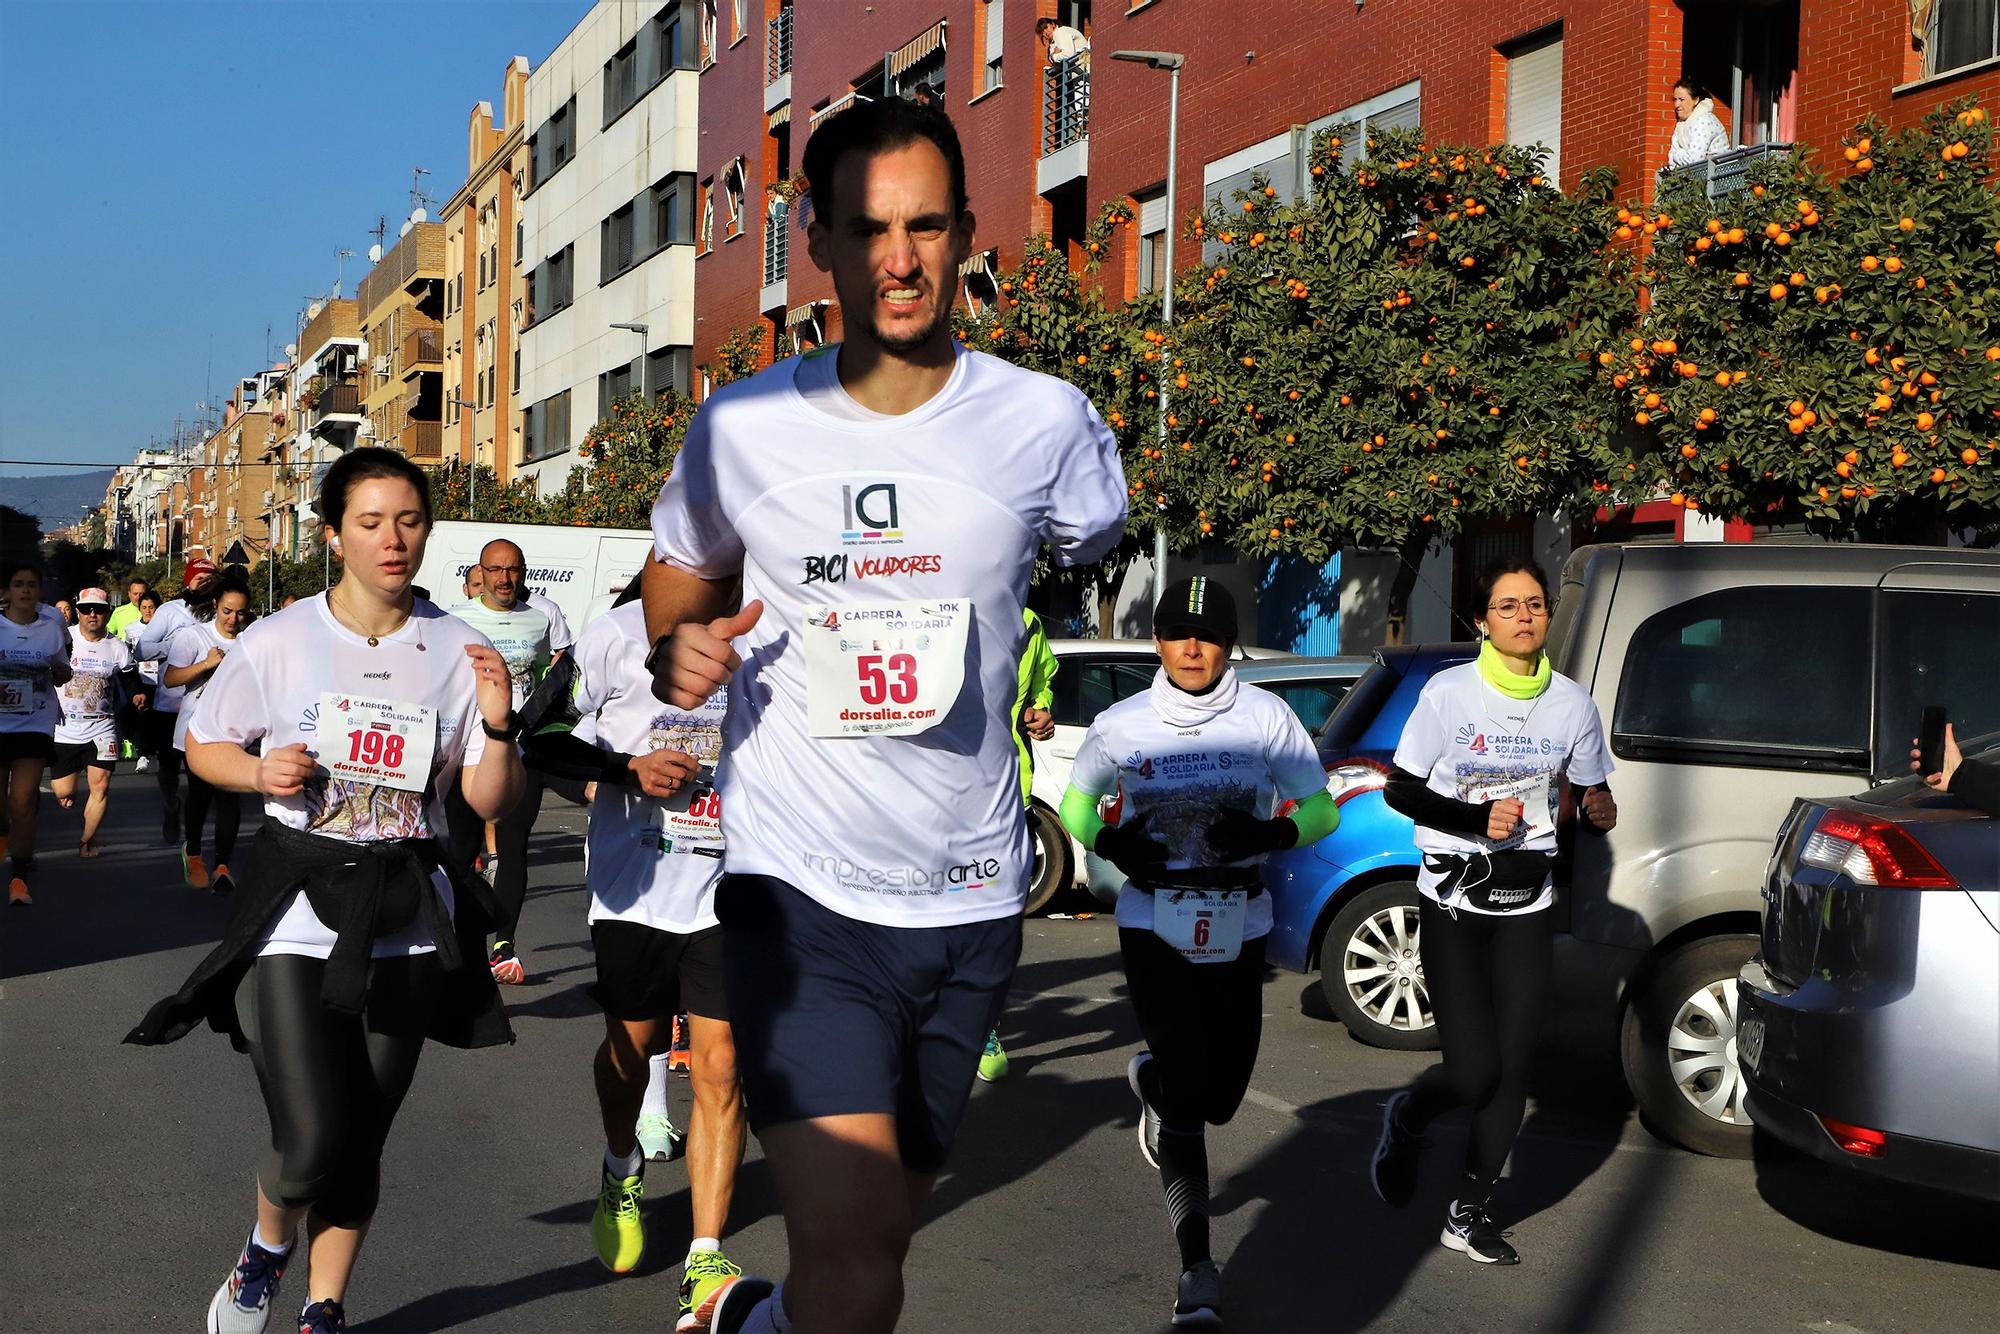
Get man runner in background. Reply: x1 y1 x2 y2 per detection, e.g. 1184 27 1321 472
644 97 1126 1333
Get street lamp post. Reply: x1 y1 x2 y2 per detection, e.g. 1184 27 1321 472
1110 49 1185 604
448 397 480 519
609 321 650 395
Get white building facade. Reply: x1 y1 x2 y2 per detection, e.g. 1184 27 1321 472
517 0 701 493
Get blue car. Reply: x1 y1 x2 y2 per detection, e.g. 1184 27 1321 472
1263 643 1476 1050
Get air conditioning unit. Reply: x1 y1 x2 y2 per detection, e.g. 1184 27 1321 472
374 355 392 376
261 489 275 507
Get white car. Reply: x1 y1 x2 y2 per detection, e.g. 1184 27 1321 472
1021 638 1307 913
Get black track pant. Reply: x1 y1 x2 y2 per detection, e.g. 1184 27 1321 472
144 711 181 801
489 767 543 946
1400 899 1553 1201
1120 927 1267 1129
237 952 441 1227
182 763 240 863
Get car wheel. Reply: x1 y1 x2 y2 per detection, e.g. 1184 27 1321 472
1319 882 1439 1050
1022 803 1073 916
1621 935 1758 1158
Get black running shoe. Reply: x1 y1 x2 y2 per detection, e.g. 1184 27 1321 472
1370 1089 1422 1207
1127 1051 1161 1169
1440 1199 1518 1265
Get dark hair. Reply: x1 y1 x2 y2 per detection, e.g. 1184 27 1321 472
803 96 969 225
0 560 40 588
138 592 161 610
1473 557 1551 614
1674 78 1708 101
1035 16 1057 32
316 446 432 532
127 577 150 592
190 567 252 622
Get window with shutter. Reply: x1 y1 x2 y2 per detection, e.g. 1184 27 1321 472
1505 31 1564 185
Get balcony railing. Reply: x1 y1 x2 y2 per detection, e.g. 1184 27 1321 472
1657 141 1794 200
1042 56 1090 157
399 419 443 459
764 200 790 287
401 326 443 377
767 6 792 84
308 380 362 426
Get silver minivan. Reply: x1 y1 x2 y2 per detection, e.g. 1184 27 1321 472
1548 543 2000 1155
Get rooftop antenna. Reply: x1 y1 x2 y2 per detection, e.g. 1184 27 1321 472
370 215 389 253
334 248 356 299
410 166 434 215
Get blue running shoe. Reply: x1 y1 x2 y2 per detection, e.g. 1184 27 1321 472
205 1235 289 1334
298 1298 347 1332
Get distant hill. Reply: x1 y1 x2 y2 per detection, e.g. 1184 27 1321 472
0 469 117 534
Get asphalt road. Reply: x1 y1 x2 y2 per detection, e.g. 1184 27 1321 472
4 770 1997 1332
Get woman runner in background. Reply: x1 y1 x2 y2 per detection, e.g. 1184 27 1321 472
164 570 253 892
1 561 72 903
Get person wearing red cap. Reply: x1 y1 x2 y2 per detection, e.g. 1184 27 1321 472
52 588 142 858
132 557 220 845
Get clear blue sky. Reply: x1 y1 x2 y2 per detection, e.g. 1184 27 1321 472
0 0 587 478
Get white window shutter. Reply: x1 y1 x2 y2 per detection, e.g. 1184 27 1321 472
1505 35 1564 184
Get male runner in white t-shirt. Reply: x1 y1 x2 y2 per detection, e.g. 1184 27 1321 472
645 98 1127 1333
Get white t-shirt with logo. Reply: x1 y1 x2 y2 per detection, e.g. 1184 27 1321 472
525 589 574 654
1068 677 1327 941
450 598 552 710
1391 662 1612 915
650 344 1128 927
190 595 493 958
570 601 726 934
124 619 166 697
0 607 69 735
165 621 236 750
55 627 132 748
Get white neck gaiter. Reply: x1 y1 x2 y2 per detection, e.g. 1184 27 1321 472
1149 665 1239 729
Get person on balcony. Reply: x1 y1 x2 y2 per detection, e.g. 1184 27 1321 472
1037 16 1090 68
1667 79 1731 169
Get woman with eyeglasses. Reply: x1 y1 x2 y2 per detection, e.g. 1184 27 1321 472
1367 557 1617 1266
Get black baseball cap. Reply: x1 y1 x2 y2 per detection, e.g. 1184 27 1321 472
1152 575 1237 642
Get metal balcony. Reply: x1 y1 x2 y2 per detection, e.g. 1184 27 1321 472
1042 56 1090 157
308 380 362 427
1657 141 1795 200
401 326 443 378
767 6 792 83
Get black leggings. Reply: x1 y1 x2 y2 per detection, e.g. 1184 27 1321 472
237 952 442 1227
145 711 182 801
182 762 240 862
490 767 543 945
1120 927 1267 1130
1401 899 1553 1200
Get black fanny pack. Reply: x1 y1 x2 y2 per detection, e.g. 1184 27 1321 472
1130 866 1264 896
1424 850 1551 913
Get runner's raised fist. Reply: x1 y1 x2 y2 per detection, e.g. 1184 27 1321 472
656 600 763 710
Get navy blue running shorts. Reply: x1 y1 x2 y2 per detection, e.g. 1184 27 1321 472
716 873 1023 1174
590 920 729 1023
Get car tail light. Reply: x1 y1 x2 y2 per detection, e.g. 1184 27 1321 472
1324 757 1390 808
1797 812 1957 889
1817 1114 1888 1158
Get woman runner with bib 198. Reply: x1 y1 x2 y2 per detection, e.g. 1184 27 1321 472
1059 577 1340 1329
127 448 524 1334
1368 557 1616 1265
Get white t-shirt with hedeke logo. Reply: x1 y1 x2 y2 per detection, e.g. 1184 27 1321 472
189 594 493 959
1068 678 1329 942
570 600 727 935
1391 661 1613 916
650 344 1128 928
0 607 68 735
55 626 132 748
165 620 236 751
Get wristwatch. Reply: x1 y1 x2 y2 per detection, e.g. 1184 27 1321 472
643 633 673 676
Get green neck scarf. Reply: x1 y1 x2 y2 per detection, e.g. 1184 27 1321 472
1478 638 1551 700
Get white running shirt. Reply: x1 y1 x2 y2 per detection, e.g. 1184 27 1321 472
1391 662 1612 915
165 621 235 751
0 607 69 734
570 601 726 934
1068 674 1327 941
651 344 1128 927
190 595 493 958
56 626 132 748
450 598 552 710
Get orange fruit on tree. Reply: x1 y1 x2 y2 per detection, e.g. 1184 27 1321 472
1644 391 1662 408
1801 410 1818 426
1861 255 1880 272
1899 217 1915 232
1933 467 1949 483
1714 370 1732 386
1734 272 1752 287
1699 407 1717 423
1963 448 1981 465
1635 410 1652 425
1681 443 1699 458
1788 399 1808 416
1884 256 1904 273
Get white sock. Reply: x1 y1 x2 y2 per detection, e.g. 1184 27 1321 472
605 1143 643 1178
687 1236 721 1259
739 1282 792 1334
642 1053 672 1117
251 1223 292 1255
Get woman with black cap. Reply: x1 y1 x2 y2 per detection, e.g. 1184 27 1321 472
1057 575 1340 1329
127 447 523 1334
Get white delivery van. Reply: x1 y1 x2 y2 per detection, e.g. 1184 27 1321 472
414 519 654 634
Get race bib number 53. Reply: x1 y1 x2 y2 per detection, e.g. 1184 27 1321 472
319 693 438 793
801 600 971 738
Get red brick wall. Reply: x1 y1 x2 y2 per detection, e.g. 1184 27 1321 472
1796 0 2000 149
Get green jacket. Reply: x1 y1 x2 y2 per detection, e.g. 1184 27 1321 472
106 603 141 640
1013 609 1057 803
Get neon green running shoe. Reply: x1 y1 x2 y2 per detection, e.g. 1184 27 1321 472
591 1165 646 1274
677 1248 746 1331
977 1029 1009 1083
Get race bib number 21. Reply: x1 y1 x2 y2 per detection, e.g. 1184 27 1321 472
801 600 971 738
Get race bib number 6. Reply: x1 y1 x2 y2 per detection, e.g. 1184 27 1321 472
319 692 438 794
801 600 971 738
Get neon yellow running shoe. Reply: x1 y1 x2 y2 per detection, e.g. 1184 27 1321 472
591 1166 646 1273
677 1248 745 1331
977 1029 1009 1082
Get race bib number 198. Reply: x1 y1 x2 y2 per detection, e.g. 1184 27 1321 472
801 600 971 738
319 693 438 794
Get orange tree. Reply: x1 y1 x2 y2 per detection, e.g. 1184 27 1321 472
1611 97 1999 541
1146 125 1634 627
428 461 551 524
542 391 696 529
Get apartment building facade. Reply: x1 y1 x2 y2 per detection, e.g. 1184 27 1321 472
278 297 365 558
517 0 703 493
442 56 534 488
356 220 448 465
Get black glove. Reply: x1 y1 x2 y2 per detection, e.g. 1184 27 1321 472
1204 807 1298 862
1094 812 1173 874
